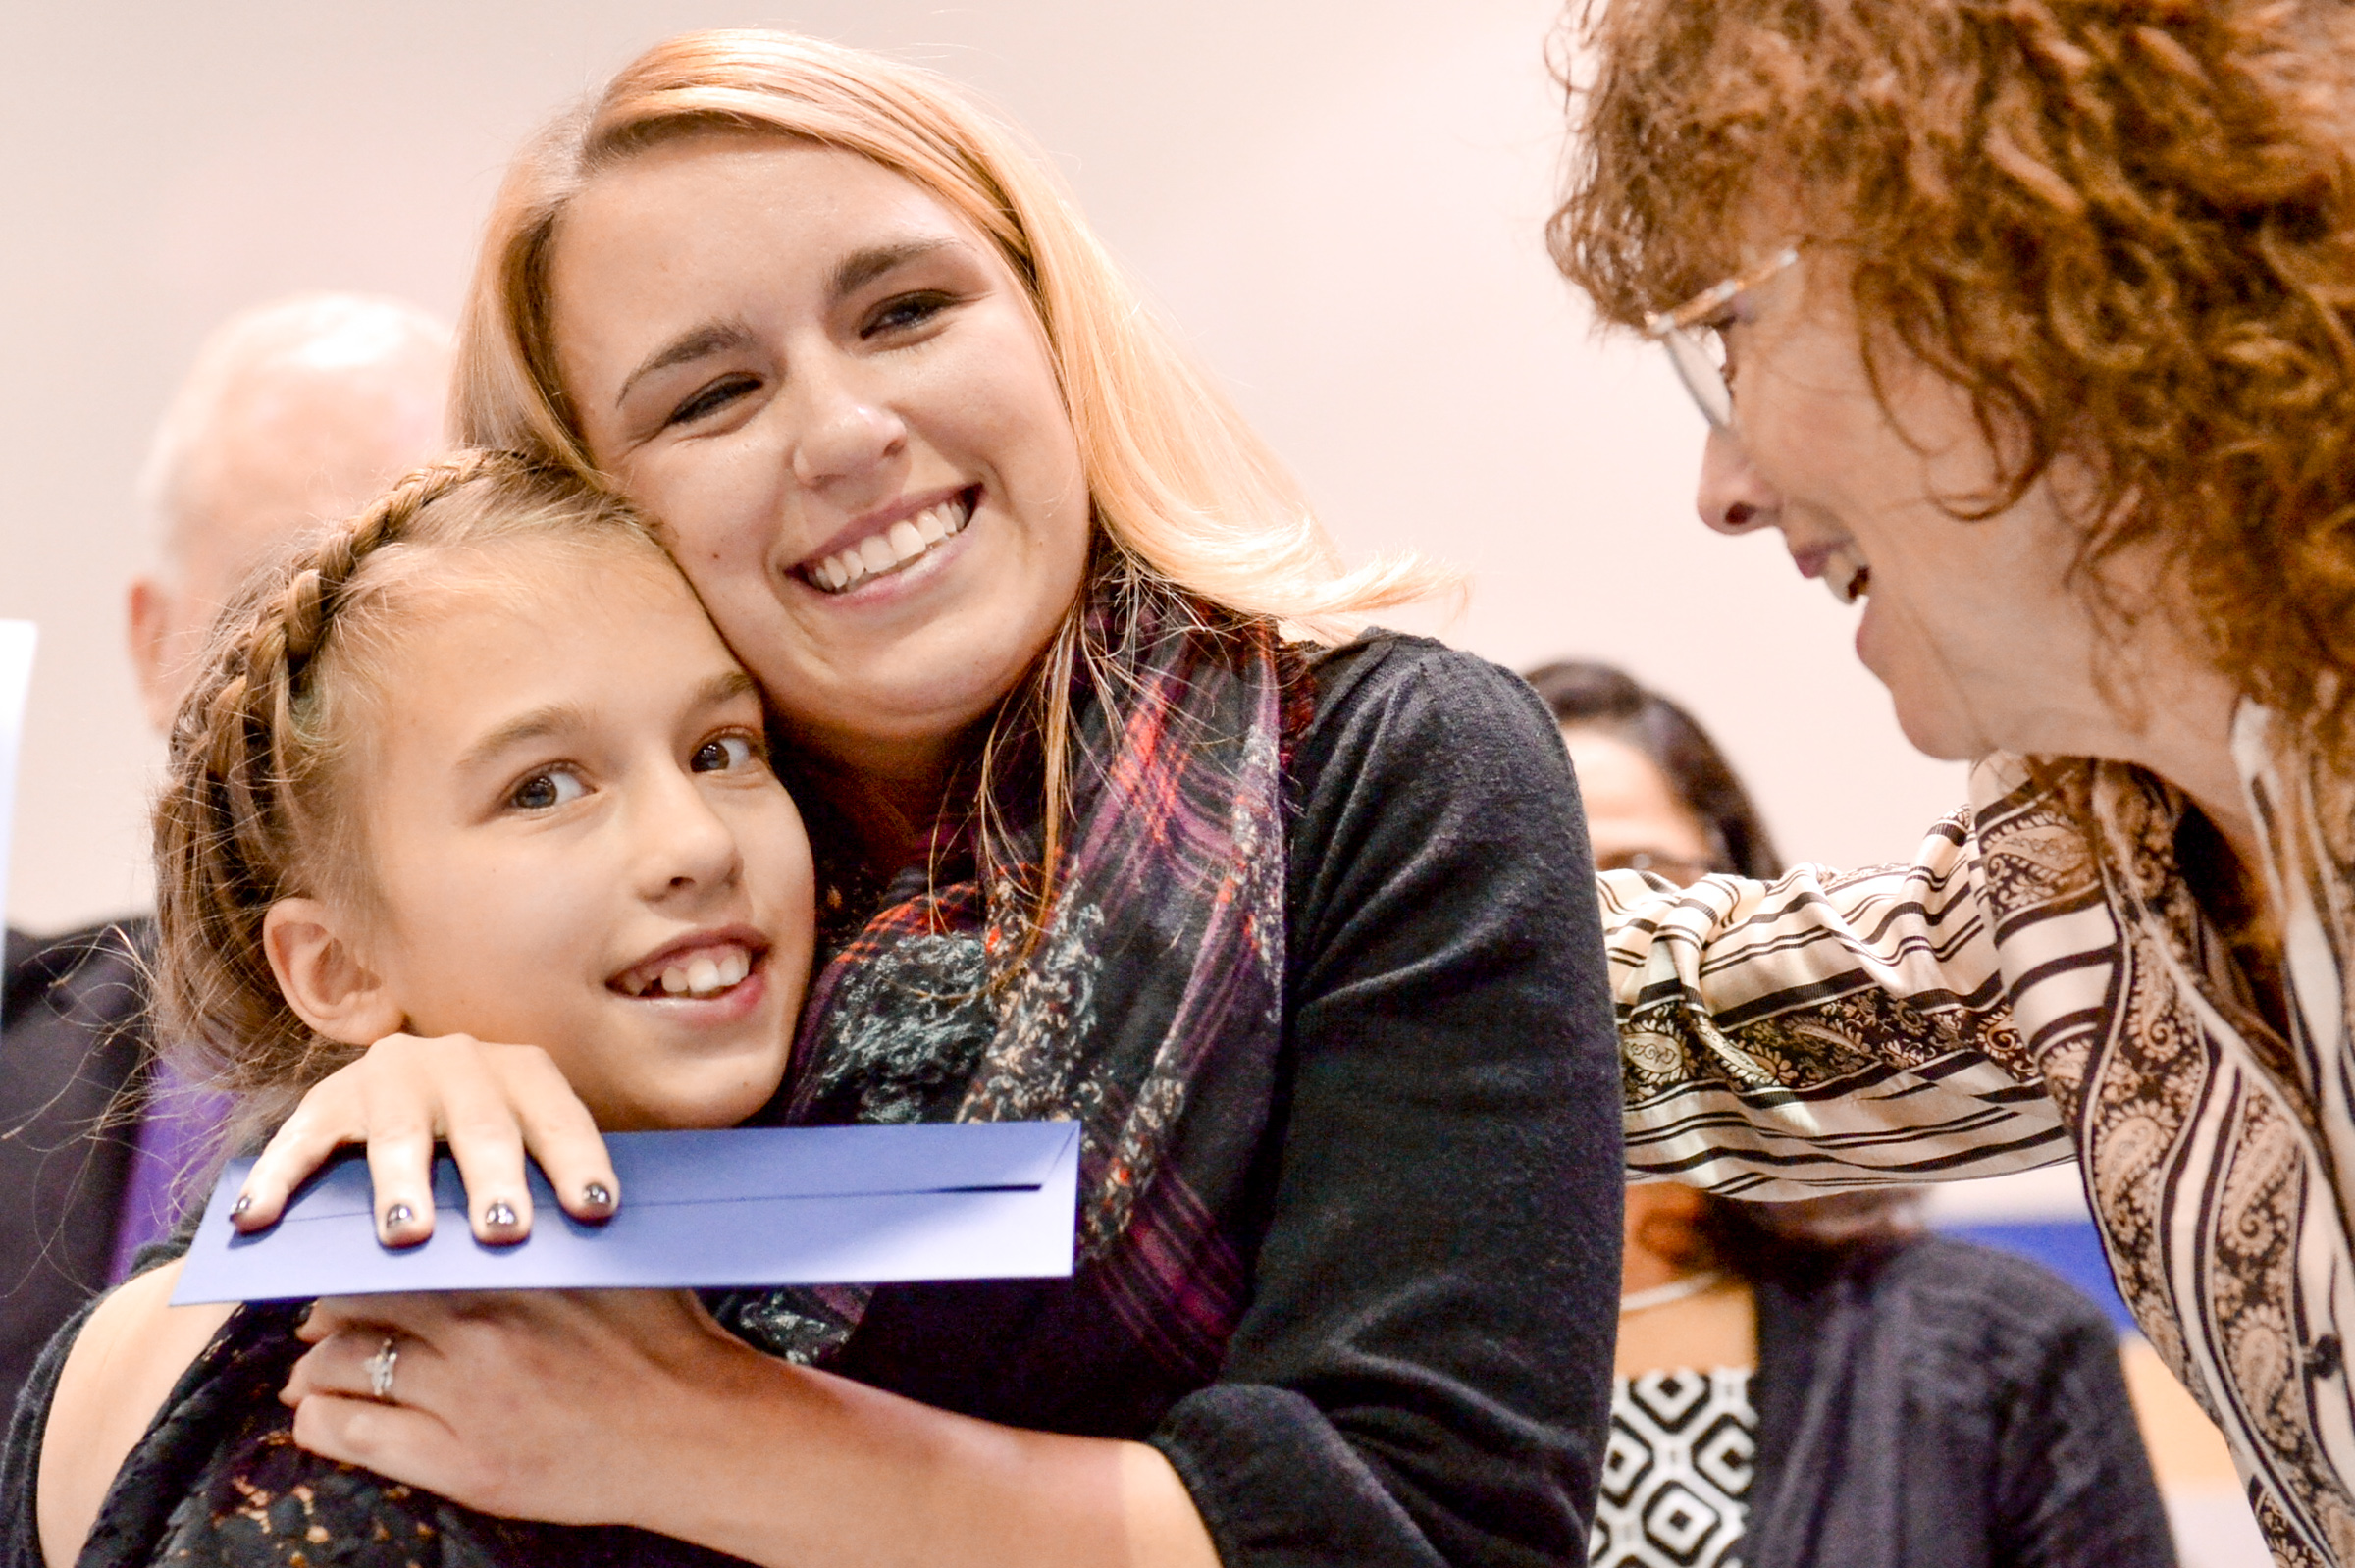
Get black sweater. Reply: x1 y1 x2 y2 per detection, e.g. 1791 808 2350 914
2 635 1622 1567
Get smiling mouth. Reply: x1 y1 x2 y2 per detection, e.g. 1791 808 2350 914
799 489 976 595
610 941 760 1000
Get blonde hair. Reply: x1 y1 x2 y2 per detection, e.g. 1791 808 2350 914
154 450 665 1144
453 27 1446 628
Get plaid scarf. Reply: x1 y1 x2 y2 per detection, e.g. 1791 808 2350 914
712 581 1300 1377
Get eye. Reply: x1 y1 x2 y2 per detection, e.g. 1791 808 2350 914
862 290 957 339
692 734 760 774
666 374 759 428
508 766 587 811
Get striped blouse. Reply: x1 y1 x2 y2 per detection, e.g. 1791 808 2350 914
1604 705 2355 1567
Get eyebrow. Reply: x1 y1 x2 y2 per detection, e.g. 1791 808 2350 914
458 669 761 776
610 238 964 410
614 322 757 409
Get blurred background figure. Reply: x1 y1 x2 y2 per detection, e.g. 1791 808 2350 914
0 293 450 1412
1528 659 2176 1568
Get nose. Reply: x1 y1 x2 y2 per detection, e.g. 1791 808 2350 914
1697 426 1781 536
787 356 907 491
630 764 744 906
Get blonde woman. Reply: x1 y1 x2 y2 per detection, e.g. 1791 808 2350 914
8 30 1619 1568
1551 1 2355 1563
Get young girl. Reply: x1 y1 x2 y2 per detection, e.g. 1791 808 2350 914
13 450 815 1567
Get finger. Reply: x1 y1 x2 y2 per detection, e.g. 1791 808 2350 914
437 1059 535 1243
358 1049 445 1247
235 1086 364 1230
497 1047 620 1221
288 1392 465 1498
285 1320 446 1407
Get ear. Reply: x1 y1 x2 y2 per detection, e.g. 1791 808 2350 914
126 577 185 736
262 898 406 1046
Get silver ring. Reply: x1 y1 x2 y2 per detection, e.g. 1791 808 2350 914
363 1334 399 1401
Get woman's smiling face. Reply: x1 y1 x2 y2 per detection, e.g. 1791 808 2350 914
1695 254 2119 763
548 134 1093 787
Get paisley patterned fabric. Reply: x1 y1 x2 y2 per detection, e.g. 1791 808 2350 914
1605 705 2355 1567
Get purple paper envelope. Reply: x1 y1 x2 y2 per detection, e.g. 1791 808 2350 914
172 1122 1080 1305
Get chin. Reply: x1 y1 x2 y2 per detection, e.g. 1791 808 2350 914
1890 694 1986 762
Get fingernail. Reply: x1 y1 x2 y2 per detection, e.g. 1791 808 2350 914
231 1195 252 1219
583 1182 612 1209
293 1302 312 1327
384 1202 415 1228
484 1200 519 1228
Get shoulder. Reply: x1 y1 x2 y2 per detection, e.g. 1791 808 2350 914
1298 632 1560 764
36 1260 234 1568
1858 1235 2122 1380
1289 633 1571 832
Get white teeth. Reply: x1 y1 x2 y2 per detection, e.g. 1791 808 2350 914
1823 546 1871 606
624 944 754 1000
808 497 973 594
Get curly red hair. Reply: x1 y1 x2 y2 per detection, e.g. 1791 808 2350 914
1551 0 2355 759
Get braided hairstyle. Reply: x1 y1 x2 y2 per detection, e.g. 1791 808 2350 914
154 449 665 1148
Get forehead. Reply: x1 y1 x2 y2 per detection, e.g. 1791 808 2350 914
551 134 990 318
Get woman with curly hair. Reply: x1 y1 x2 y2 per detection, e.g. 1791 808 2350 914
1551 2 2355 1563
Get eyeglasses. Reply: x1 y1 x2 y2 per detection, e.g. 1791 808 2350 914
1643 246 1800 432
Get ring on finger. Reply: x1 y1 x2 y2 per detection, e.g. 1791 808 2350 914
363 1334 399 1401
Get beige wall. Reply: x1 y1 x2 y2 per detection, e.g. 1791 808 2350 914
0 0 1962 933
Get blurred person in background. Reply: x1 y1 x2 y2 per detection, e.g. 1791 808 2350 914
1529 660 2174 1568
0 293 449 1412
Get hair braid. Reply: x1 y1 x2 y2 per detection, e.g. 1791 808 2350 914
152 450 656 1149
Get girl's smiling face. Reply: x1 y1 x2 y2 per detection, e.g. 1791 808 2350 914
267 538 814 1131
547 134 1093 792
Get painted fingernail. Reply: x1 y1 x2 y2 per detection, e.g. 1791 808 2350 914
583 1182 612 1209
293 1302 312 1327
383 1202 415 1228
231 1195 252 1219
484 1200 519 1228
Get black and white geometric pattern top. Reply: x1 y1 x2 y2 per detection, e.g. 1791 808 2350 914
1589 1368 1754 1568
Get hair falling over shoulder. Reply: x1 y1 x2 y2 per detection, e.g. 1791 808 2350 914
1550 0 2355 764
152 451 659 1149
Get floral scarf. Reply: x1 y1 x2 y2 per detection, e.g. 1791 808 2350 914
712 580 1301 1377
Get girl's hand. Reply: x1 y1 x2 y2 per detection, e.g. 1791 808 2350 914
232 1032 620 1245
283 1288 757 1529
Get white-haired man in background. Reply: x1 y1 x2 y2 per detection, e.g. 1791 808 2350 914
0 294 450 1411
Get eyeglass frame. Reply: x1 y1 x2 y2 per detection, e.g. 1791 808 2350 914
1642 246 1801 433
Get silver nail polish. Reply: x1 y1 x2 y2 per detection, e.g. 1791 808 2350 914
384 1202 415 1228
485 1200 519 1228
231 1195 252 1218
583 1182 612 1208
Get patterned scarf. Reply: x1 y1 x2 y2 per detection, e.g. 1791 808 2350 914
713 579 1299 1375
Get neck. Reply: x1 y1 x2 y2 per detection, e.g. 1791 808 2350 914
789 726 968 872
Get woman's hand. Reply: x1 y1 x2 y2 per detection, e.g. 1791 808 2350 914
285 1288 750 1527
233 1032 620 1245
285 1289 1223 1568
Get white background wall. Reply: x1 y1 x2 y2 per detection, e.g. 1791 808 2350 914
0 0 1964 934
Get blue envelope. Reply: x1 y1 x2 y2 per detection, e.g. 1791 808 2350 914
172 1121 1080 1305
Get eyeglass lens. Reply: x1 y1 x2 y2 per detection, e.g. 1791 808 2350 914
1662 329 1733 431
